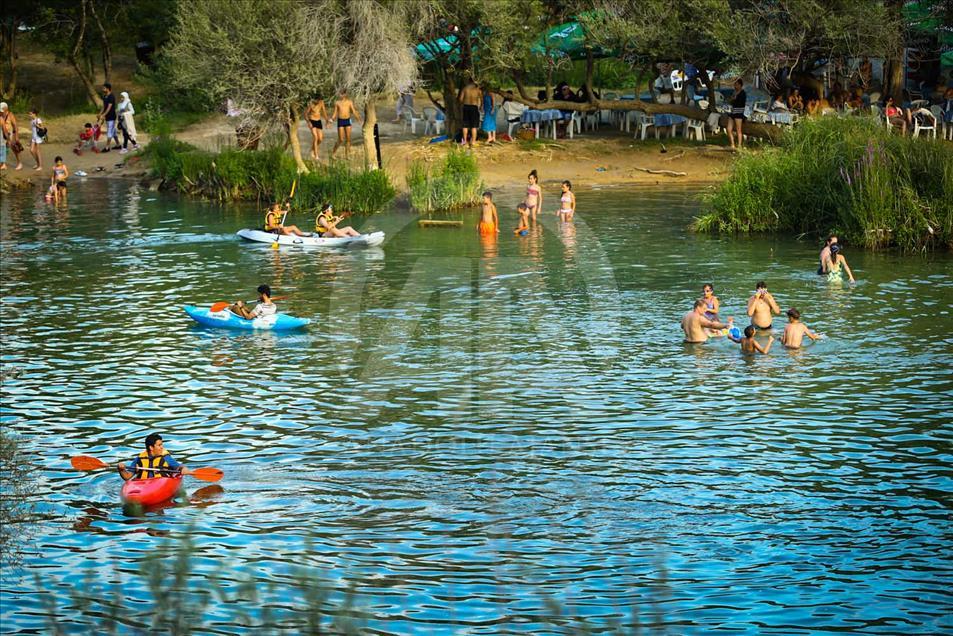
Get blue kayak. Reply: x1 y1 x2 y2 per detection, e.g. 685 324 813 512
183 305 310 331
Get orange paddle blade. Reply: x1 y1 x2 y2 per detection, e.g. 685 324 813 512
210 302 230 312
192 467 224 482
71 455 110 470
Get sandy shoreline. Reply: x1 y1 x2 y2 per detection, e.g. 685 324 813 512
1 100 737 197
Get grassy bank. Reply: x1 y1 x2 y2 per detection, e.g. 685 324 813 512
407 148 483 213
144 133 395 214
695 117 953 250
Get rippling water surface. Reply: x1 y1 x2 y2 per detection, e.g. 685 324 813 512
1 180 951 633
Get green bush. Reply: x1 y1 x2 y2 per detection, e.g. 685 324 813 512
407 148 483 213
143 137 395 213
695 117 953 250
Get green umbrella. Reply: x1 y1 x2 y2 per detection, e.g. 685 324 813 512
530 19 615 60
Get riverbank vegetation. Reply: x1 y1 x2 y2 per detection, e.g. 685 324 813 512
407 149 483 213
0 429 38 569
696 118 953 250
144 133 395 214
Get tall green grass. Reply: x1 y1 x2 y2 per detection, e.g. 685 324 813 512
695 117 953 250
143 135 395 214
407 148 483 213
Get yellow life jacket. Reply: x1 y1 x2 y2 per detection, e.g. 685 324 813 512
315 211 333 234
265 209 282 231
133 450 171 480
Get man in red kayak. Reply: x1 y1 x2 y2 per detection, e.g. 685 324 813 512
117 433 193 480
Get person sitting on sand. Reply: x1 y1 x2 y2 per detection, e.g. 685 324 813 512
682 299 730 343
822 243 855 283
747 281 781 332
264 202 310 237
728 325 774 354
557 180 575 220
781 308 822 349
315 203 360 238
74 123 98 155
230 284 277 320
514 203 529 236
478 191 499 235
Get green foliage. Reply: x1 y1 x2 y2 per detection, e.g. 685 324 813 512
0 428 38 569
407 148 483 213
695 117 953 250
143 137 394 213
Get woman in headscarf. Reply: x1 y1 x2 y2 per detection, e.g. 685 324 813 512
117 91 139 153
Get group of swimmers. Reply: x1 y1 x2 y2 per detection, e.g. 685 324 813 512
478 170 577 236
263 201 362 239
682 281 823 353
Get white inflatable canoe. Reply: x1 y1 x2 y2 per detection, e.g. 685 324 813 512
237 228 385 248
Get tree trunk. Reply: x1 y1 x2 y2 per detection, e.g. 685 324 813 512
363 99 380 170
287 105 308 174
0 18 19 99
584 49 595 103
68 1 103 108
885 54 904 100
441 71 462 138
88 0 111 84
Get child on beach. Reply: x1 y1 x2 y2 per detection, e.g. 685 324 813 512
728 325 774 354
781 308 822 349
557 180 575 220
524 170 542 221
73 123 99 155
49 155 69 203
478 191 498 235
514 203 529 236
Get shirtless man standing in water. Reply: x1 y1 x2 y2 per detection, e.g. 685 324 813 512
746 281 781 332
331 90 361 159
458 80 482 149
682 299 729 343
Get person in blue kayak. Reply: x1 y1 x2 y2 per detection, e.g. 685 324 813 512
229 284 277 320
117 433 193 480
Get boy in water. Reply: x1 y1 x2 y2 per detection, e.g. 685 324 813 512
331 90 362 159
781 308 822 349
478 191 498 235
514 203 529 235
728 325 774 354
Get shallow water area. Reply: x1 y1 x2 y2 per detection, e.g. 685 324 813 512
1 180 951 633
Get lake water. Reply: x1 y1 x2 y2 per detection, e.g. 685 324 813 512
1 179 951 634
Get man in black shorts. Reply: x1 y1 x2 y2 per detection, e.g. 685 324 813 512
458 79 482 149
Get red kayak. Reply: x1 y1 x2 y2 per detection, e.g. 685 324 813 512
120 475 183 505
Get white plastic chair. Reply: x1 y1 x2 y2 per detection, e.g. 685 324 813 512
501 100 526 137
568 112 583 139
870 104 890 129
422 107 444 136
684 118 705 141
401 106 423 134
933 105 952 141
635 113 658 140
911 108 937 139
868 91 881 104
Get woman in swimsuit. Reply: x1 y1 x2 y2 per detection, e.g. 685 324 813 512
304 98 327 161
823 243 855 283
50 155 69 203
557 180 575 220
699 284 720 321
524 169 542 221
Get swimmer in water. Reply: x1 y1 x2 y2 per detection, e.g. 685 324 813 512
728 324 774 354
781 308 822 349
514 203 529 235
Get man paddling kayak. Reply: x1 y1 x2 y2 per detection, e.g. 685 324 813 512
229 284 277 320
117 433 193 480
265 202 310 237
